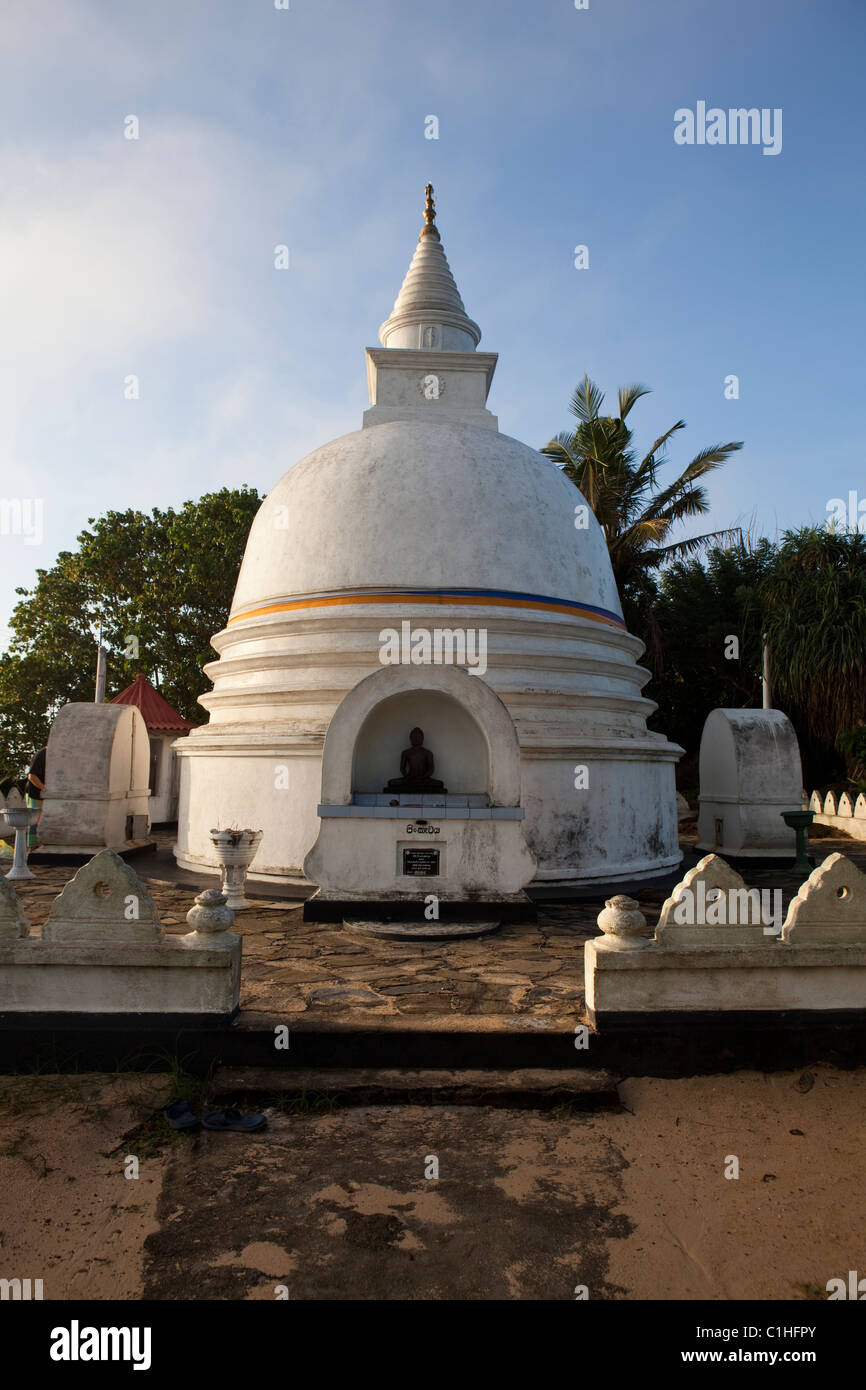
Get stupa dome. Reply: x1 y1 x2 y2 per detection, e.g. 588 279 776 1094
174 186 681 890
229 419 623 631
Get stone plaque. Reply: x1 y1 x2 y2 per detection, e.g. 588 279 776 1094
402 847 441 877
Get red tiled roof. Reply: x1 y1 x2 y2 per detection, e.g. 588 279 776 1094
110 673 197 732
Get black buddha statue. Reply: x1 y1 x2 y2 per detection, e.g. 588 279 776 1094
384 727 447 794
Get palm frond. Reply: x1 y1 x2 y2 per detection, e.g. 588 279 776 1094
652 527 743 561
540 434 578 467
617 383 652 420
633 422 686 481
549 379 743 596
679 441 744 474
568 375 605 425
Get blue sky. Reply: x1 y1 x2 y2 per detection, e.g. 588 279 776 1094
1 0 864 647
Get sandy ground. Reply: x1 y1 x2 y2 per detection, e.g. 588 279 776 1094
0 1073 170 1299
1 1064 863 1301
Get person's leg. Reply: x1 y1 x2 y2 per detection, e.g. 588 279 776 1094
26 792 42 849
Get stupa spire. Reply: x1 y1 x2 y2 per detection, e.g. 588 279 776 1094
378 185 481 351
420 182 438 238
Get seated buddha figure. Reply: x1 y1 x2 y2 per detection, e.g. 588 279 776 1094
384 727 447 793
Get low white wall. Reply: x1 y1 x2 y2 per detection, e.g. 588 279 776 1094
808 790 866 843
587 942 866 1017
586 851 866 1024
0 938 239 1014
0 851 240 1016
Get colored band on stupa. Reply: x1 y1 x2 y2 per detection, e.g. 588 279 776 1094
228 586 627 628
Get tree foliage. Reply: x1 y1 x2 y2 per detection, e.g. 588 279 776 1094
0 486 263 777
630 529 866 785
759 527 866 752
542 379 865 782
542 375 743 603
640 540 776 757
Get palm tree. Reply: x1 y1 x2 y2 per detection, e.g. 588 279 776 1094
541 376 743 595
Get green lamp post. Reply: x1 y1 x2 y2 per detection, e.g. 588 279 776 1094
781 810 814 876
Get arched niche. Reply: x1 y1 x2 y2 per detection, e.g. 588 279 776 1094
353 690 487 795
320 665 523 807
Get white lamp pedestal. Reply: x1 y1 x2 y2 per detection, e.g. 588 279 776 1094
4 807 41 882
209 829 263 910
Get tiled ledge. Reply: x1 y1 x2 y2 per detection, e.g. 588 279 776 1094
352 794 489 807
317 805 524 820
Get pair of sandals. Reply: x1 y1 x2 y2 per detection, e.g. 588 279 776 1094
163 1099 267 1133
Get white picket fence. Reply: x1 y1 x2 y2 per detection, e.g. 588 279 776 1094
807 789 866 843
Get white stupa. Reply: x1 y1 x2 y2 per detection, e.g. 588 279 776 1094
175 188 682 889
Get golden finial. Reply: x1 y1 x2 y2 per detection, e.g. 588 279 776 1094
420 183 439 239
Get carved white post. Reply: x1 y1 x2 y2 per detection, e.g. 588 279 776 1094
209 829 263 910
595 894 650 950
186 887 235 934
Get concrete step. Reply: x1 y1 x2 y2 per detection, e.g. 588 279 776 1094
345 919 500 939
208 1065 621 1110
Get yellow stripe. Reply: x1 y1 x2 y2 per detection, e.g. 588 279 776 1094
227 592 622 627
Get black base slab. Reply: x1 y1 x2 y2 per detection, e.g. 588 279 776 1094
4 1009 866 1077
303 894 537 924
587 1006 866 1033
527 860 697 903
0 1009 237 1032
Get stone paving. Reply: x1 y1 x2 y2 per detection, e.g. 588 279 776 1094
9 824 865 1029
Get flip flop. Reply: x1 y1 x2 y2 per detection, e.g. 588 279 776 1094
202 1108 267 1133
163 1099 199 1131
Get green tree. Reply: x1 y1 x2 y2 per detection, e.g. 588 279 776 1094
760 526 866 776
639 529 866 787
541 376 743 622
0 486 263 778
644 539 776 760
